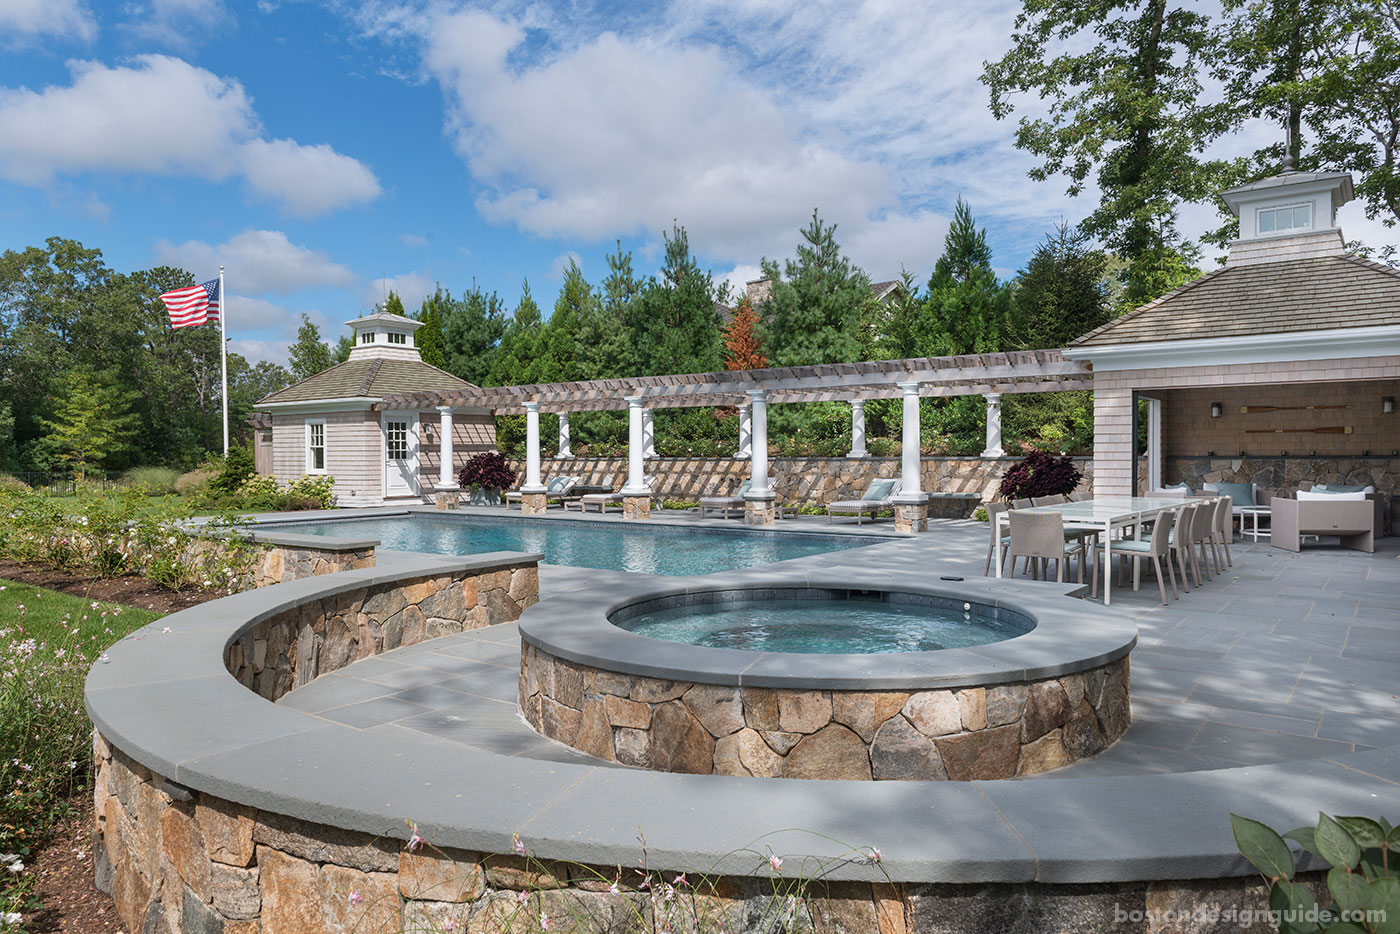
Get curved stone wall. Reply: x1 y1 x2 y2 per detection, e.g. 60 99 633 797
522 645 1129 779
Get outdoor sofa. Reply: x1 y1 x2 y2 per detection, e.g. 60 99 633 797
1271 492 1377 553
826 478 901 525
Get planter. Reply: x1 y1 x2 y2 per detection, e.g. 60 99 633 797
468 487 502 506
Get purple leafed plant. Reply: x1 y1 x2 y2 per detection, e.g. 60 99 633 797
997 451 1082 501
458 452 516 491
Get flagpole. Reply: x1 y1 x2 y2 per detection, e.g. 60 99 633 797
219 265 229 456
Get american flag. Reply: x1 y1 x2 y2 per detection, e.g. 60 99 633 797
160 278 221 329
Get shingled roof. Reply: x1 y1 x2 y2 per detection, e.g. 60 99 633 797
256 357 477 405
1070 254 1400 347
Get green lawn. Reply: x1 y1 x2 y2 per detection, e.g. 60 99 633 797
0 579 163 651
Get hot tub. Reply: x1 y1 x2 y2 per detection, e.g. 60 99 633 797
517 570 1138 781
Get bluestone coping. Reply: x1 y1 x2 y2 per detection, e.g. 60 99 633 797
85 551 1400 885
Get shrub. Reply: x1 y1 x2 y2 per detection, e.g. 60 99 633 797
210 444 255 495
997 451 1082 501
458 452 516 491
1230 811 1399 933
122 465 180 495
175 466 218 496
0 475 29 492
286 474 335 509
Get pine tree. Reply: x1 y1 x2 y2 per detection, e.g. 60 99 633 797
1015 222 1111 349
539 259 596 381
416 293 448 368
384 290 406 317
759 210 870 366
631 225 722 376
488 281 548 386
40 367 139 477
919 200 1018 356
721 296 767 370
288 314 334 382
442 285 506 386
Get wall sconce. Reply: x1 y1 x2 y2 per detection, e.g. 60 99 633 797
1210 402 1222 418
1385 396 1395 414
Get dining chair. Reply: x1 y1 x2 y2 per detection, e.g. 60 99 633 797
1093 507 1178 605
1167 501 1199 591
1012 497 1032 509
1211 495 1234 569
1006 511 1084 583
1032 494 1068 506
983 501 1011 576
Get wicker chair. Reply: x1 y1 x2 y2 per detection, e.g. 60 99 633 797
1012 498 1032 510
1093 507 1178 605
1032 494 1067 506
1211 496 1234 570
1006 511 1085 583
984 501 1012 576
1167 501 1200 591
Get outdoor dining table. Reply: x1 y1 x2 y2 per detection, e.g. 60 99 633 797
994 497 1187 605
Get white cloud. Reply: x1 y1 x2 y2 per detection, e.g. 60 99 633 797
125 0 231 47
153 229 356 295
239 138 382 217
0 0 97 45
400 233 430 247
364 272 435 312
0 55 380 216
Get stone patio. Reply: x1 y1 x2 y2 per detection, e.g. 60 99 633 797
277 514 1400 778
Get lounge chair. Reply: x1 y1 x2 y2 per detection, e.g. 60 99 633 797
826 478 901 525
570 475 654 513
699 479 751 519
505 475 580 509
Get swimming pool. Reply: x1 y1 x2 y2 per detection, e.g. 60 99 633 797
265 514 882 576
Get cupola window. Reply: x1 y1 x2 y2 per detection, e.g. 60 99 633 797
387 331 407 345
1257 203 1311 234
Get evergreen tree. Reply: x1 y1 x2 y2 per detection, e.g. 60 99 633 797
1015 222 1112 348
631 225 722 375
40 367 139 477
860 269 920 361
488 281 548 386
918 200 1018 356
539 260 596 381
759 211 870 367
383 290 406 317
721 296 767 370
442 285 506 387
332 336 353 364
415 293 448 368
288 314 335 382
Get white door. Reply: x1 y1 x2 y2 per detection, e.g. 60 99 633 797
383 412 419 497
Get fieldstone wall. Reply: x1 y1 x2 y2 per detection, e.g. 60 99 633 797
1164 455 1397 533
94 732 1311 934
507 456 1094 509
520 646 1130 781
226 560 539 702
248 544 376 588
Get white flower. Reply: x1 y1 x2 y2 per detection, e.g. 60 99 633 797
7 859 24 872
2 911 20 924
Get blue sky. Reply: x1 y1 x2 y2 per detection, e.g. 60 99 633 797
2 0 1393 366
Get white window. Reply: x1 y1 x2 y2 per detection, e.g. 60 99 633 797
306 420 326 472
387 331 407 345
386 420 409 460
359 331 375 345
1257 203 1311 234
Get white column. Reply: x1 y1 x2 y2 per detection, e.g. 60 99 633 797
745 390 770 496
522 401 545 492
1146 397 1162 491
557 412 573 458
622 396 649 495
736 404 752 460
982 393 1005 458
896 381 923 500
642 408 656 459
848 399 868 458
436 406 457 489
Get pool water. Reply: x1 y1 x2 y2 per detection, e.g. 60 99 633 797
271 515 879 576
614 596 1029 654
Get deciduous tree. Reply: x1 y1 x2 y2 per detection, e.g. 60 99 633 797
288 314 334 382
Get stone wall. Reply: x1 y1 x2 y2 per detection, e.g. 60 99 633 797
94 733 1314 934
520 645 1131 781
507 455 1094 508
246 543 376 589
226 560 539 701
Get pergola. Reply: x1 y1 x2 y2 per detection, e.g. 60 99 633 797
377 349 1091 529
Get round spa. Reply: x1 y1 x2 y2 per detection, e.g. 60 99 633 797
517 572 1138 781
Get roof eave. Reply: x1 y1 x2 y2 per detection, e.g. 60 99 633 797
1063 325 1400 372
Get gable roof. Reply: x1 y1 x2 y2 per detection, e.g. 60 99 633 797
1070 254 1400 348
256 357 477 406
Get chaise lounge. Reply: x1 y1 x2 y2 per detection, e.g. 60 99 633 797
826 478 901 525
569 475 654 513
699 479 752 519
505 475 580 509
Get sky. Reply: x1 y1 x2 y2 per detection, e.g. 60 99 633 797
1 0 1394 366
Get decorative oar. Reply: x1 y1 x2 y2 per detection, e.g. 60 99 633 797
1239 404 1350 414
1244 426 1353 434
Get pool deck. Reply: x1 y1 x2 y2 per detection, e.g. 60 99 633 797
276 508 1400 778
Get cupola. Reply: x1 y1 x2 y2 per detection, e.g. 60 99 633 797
344 311 423 361
1220 164 1356 267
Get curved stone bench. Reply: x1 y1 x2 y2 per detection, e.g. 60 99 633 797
87 553 1400 933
